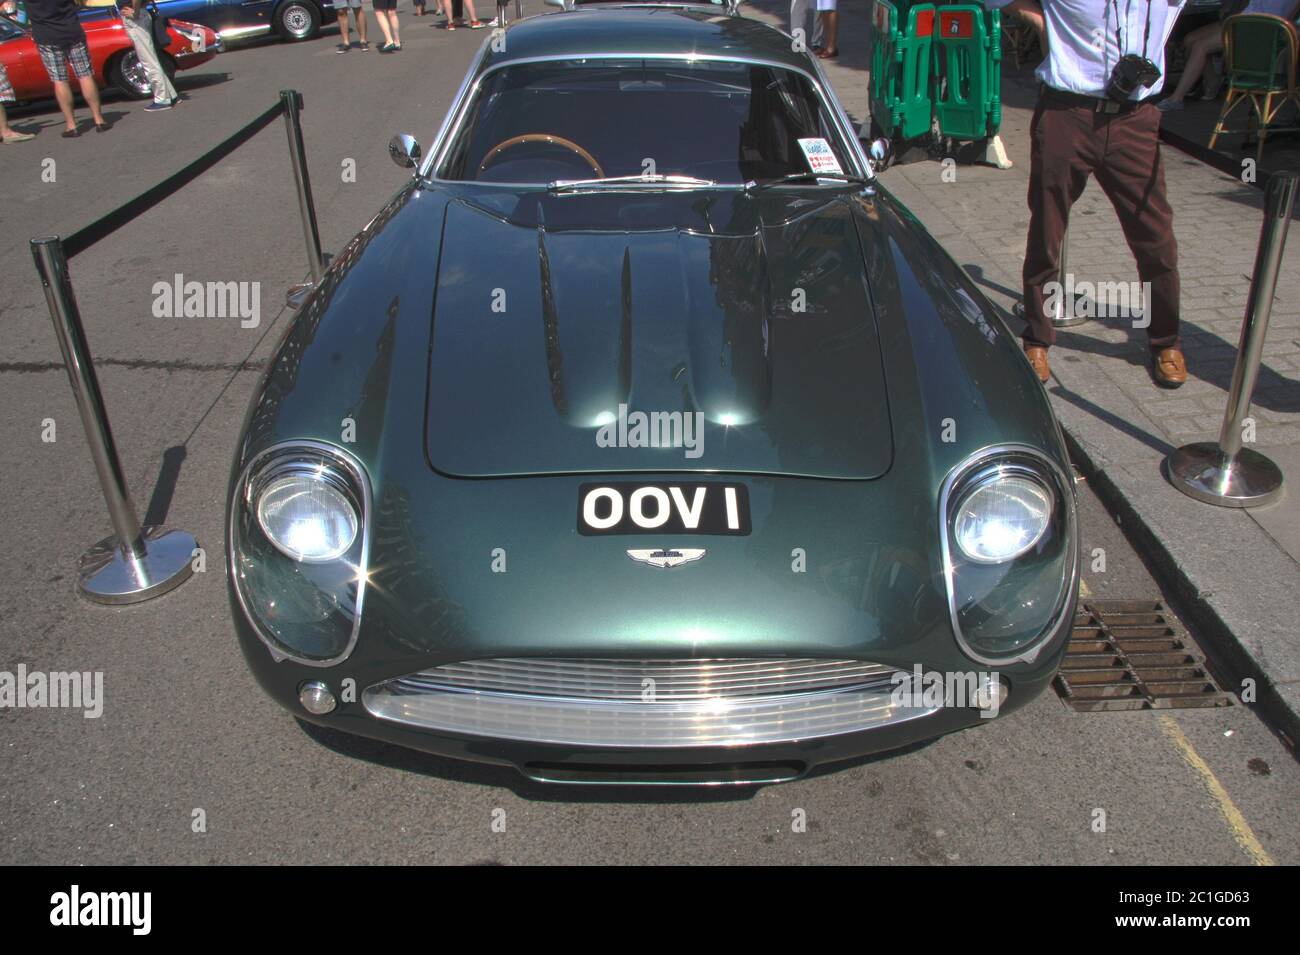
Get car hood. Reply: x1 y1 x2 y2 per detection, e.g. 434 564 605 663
425 190 892 479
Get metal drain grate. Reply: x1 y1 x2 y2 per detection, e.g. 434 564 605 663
1055 600 1235 712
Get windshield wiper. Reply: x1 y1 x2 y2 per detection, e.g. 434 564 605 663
548 174 717 192
745 172 870 192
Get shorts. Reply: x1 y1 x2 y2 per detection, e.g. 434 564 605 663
37 40 93 85
0 62 13 104
335 0 362 8
372 0 396 10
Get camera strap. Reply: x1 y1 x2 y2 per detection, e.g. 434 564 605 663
1111 0 1154 58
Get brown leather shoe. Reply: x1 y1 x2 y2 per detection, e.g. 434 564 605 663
1153 347 1187 388
1023 343 1050 383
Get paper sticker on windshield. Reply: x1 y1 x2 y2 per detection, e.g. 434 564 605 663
797 138 844 176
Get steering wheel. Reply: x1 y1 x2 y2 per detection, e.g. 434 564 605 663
478 134 605 178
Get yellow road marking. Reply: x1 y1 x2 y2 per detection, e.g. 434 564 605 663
1079 577 1091 599
1158 714 1275 866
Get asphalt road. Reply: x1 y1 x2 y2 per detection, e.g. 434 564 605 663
0 18 1296 865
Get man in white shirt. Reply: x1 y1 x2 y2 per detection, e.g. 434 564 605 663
988 0 1190 388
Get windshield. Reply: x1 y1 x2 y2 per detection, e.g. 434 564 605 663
439 57 855 185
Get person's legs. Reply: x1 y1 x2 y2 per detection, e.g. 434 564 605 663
387 10 400 44
124 17 175 104
821 11 838 54
463 0 477 23
63 40 104 125
356 8 367 43
373 3 394 44
1022 101 1097 349
38 46 79 130
1161 24 1222 105
789 0 810 48
338 7 351 45
0 62 30 141
1093 105 1181 354
77 75 104 125
52 80 77 131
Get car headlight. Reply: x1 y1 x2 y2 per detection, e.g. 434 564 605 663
256 470 359 564
941 448 1076 665
229 443 371 666
952 473 1052 564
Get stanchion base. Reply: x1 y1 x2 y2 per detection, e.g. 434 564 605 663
285 282 314 310
1051 310 1092 329
1011 300 1093 328
1163 442 1285 509
77 526 198 605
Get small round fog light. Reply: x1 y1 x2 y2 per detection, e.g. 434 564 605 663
299 681 337 715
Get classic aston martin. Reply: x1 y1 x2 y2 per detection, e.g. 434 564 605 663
228 6 1079 785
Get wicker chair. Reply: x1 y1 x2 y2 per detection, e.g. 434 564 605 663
1208 13 1300 161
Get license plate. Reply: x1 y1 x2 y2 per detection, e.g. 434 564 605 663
577 482 751 536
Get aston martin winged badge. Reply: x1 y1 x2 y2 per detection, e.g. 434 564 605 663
625 548 707 569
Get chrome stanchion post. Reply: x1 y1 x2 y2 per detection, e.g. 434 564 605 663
31 238 197 603
1165 170 1297 508
1050 224 1089 328
281 89 324 287
1013 223 1090 327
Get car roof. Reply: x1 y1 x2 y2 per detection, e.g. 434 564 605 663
480 9 811 75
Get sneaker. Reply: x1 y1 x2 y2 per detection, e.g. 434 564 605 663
336 42 351 53
1 130 35 143
379 41 396 51
469 19 485 27
1156 98 1183 112
359 40 369 51
144 101 172 111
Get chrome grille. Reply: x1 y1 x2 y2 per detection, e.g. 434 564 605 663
363 658 936 748
393 658 897 700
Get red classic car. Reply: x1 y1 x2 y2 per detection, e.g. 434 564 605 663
0 6 220 102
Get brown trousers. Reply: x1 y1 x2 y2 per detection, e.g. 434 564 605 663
1022 95 1180 350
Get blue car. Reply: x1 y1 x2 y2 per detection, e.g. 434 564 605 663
149 0 337 44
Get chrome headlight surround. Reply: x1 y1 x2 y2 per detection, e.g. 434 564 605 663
229 441 372 667
939 445 1077 666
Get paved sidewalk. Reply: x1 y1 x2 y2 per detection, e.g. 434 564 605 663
749 0 1300 741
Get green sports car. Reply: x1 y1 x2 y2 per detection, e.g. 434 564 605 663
227 5 1079 785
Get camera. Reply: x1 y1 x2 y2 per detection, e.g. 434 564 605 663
1106 54 1162 102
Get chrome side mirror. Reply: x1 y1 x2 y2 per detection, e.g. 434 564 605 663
867 137 892 174
388 133 422 170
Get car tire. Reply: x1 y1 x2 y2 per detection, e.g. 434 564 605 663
275 1 321 41
108 50 153 100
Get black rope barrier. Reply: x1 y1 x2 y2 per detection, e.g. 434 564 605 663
62 99 286 259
